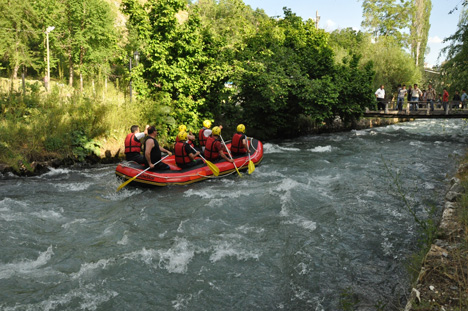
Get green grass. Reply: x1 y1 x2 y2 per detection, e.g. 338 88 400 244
0 77 173 173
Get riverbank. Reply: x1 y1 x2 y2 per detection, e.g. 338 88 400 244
405 157 468 310
0 117 403 177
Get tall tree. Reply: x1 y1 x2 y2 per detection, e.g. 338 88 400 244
0 0 40 79
410 0 432 67
122 0 230 128
441 8 468 91
361 0 411 47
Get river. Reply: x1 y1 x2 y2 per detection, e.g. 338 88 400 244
1 119 467 310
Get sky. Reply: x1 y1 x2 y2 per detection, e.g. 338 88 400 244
242 0 465 68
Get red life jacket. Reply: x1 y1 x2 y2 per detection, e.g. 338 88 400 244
231 132 247 154
204 136 220 161
124 133 141 153
198 128 208 146
176 136 195 148
175 141 192 166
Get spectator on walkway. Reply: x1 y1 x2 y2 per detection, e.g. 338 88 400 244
426 84 437 112
461 89 468 108
375 85 385 111
453 91 461 109
397 84 407 111
407 86 413 110
411 84 423 111
443 88 449 111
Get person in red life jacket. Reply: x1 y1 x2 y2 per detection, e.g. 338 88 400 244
198 120 212 150
204 126 234 163
176 125 196 148
174 131 203 169
230 124 250 156
124 125 148 164
143 126 172 171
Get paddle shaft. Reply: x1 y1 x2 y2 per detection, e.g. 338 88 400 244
117 155 169 191
220 135 242 176
189 144 219 176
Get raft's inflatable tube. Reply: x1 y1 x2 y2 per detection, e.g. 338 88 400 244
115 138 263 187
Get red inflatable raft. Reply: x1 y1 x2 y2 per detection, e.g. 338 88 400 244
115 138 263 187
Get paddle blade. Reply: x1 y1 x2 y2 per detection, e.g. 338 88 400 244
116 176 137 192
205 160 220 176
248 160 255 174
234 166 242 177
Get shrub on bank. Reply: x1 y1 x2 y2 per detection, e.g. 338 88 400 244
0 80 171 173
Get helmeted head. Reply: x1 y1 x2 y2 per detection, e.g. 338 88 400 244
237 124 245 133
203 120 212 129
211 126 221 136
178 131 188 141
179 125 187 132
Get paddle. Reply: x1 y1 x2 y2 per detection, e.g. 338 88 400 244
246 137 255 174
189 144 219 176
116 155 169 192
220 135 242 177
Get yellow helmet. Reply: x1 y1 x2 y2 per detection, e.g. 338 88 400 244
177 131 188 141
203 120 212 129
178 125 187 132
212 126 221 136
237 124 245 133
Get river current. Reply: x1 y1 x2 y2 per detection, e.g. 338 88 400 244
1 119 467 310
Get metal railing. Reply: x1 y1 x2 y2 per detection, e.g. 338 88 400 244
375 100 466 116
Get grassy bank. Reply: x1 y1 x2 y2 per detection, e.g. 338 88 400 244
0 78 174 173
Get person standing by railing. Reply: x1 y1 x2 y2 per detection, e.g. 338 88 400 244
443 88 449 112
407 85 413 108
411 84 422 111
426 84 437 112
375 85 385 111
461 90 468 108
397 84 407 111
453 91 461 109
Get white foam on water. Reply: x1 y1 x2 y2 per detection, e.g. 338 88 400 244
236 225 265 234
158 238 195 274
123 248 159 266
31 210 63 220
0 197 29 209
184 188 246 200
38 167 72 178
296 262 309 275
62 218 87 230
1 284 118 311
0 245 54 280
263 143 301 154
253 169 286 179
269 178 312 217
381 238 394 257
0 198 29 222
308 145 332 153
424 182 435 190
102 187 144 201
54 182 92 192
172 293 195 311
177 220 189 233
209 239 261 263
282 216 317 232
71 258 114 280
117 232 129 245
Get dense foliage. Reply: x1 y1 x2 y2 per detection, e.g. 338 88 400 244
1 0 440 170
441 8 468 92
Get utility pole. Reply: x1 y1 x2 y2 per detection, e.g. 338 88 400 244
315 11 320 29
45 26 55 92
129 51 139 103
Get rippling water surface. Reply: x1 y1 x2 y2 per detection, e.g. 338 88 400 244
1 120 467 310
